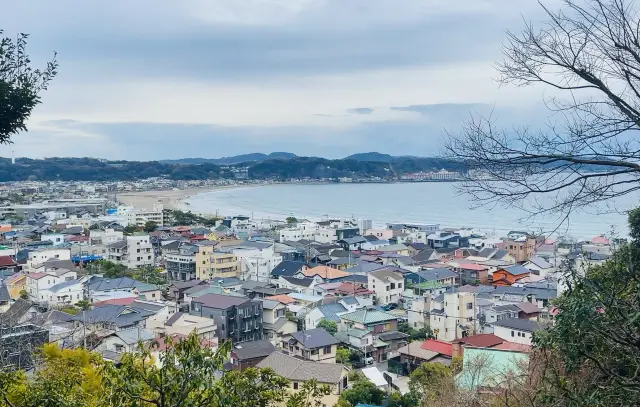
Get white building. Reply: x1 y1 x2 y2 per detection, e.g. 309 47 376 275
89 228 124 245
430 290 476 342
27 248 72 268
41 234 65 246
279 221 320 242
107 235 155 269
356 219 372 235
26 267 78 304
492 319 541 345
409 296 431 330
227 242 283 282
42 279 85 306
125 204 164 227
367 269 404 305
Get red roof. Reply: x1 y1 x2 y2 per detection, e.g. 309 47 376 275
0 256 17 267
191 235 207 241
28 272 47 280
420 339 453 357
67 235 89 242
93 297 137 307
458 263 488 271
451 334 503 348
591 235 610 245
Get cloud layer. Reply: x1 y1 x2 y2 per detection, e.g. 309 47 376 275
3 0 554 160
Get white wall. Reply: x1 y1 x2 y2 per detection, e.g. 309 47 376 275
27 248 72 268
493 325 534 345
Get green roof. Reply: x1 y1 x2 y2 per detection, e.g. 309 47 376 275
339 309 398 325
136 283 160 293
456 347 529 390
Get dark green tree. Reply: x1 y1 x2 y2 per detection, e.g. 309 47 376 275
316 319 337 335
123 225 137 235
143 221 157 233
337 372 385 407
0 30 57 145
534 208 640 406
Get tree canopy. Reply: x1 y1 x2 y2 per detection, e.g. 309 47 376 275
0 30 57 145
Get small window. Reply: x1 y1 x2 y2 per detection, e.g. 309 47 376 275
323 346 331 354
466 303 473 310
511 330 515 337
293 382 298 390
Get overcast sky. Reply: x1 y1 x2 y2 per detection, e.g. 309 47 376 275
3 0 556 160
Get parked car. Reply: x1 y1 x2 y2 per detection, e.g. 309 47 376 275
381 303 398 311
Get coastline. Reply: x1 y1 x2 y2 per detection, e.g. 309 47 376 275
117 185 244 212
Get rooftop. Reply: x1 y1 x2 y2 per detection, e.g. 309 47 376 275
257 351 345 384
339 308 398 325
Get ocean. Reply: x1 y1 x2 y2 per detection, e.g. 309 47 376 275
184 182 633 239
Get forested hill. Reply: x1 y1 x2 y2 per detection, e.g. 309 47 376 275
0 156 464 182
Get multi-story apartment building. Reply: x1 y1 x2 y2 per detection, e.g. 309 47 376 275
165 244 197 282
195 245 239 280
367 269 404 305
503 235 536 263
89 228 124 245
107 235 154 269
430 290 476 342
227 242 282 283
189 293 263 343
26 266 79 304
27 248 71 268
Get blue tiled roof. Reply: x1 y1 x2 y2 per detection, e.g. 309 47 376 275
316 303 348 322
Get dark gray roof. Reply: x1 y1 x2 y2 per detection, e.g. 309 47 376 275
343 262 385 273
315 303 348 322
169 279 206 290
183 284 212 296
492 304 520 313
107 240 127 249
493 318 542 332
164 312 184 326
240 280 265 291
271 261 307 278
478 248 495 258
291 328 339 348
412 249 436 262
192 293 250 309
73 304 155 328
131 300 166 312
527 256 552 269
339 237 367 245
233 340 276 360
31 310 74 326
430 308 445 315
377 331 410 341
492 249 510 260
113 327 155 344
281 276 315 287
87 276 149 292
503 265 531 276
415 268 458 282
339 273 368 284
0 285 9 303
211 277 243 287
0 299 33 327
257 351 345 383
61 226 84 235
327 257 356 266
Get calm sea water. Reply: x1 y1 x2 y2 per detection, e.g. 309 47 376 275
184 183 633 239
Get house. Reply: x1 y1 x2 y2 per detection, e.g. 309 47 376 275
451 333 507 357
339 309 398 333
448 262 489 284
0 256 19 274
376 331 410 359
412 268 459 296
74 303 157 332
256 351 350 407
397 340 451 372
26 267 78 304
301 265 350 282
271 260 308 279
285 328 340 363
3 272 26 299
0 299 38 328
523 256 554 278
26 248 71 268
420 339 453 362
189 293 263 343
229 340 276 371
277 276 317 295
367 269 404 305
484 304 520 328
502 235 536 263
164 243 198 281
514 301 541 320
492 318 541 345
147 312 217 341
167 279 208 302
337 236 368 251
335 328 389 363
31 310 76 344
492 265 531 286
306 303 348 329
430 289 476 342
456 347 529 391
377 244 411 256
107 235 154 269
97 326 155 353
87 276 162 302
260 299 298 346
44 279 85 306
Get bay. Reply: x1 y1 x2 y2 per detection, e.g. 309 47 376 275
185 183 633 239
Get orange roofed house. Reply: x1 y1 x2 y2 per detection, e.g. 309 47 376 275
492 265 531 286
298 265 350 283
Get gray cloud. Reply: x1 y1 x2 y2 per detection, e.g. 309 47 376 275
347 108 374 115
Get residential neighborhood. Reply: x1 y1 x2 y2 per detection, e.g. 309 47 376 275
0 188 617 405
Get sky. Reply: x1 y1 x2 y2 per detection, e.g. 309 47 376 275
2 0 558 161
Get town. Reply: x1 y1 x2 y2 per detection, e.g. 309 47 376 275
0 183 613 406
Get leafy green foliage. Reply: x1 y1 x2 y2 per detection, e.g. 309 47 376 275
338 371 385 407
316 319 337 335
286 217 298 224
534 208 640 406
398 322 434 341
336 348 350 365
84 260 127 278
18 290 28 300
0 31 57 145
164 209 218 227
75 300 90 310
408 362 453 404
143 221 157 233
123 225 137 235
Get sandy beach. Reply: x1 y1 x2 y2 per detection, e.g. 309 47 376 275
117 185 240 211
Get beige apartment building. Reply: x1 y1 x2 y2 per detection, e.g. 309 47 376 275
196 245 239 279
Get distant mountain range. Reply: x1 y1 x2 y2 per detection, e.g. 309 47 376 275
162 151 419 165
161 152 297 165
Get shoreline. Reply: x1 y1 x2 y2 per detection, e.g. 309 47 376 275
117 185 246 212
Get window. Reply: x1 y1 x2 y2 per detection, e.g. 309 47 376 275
386 286 390 291
293 382 298 390
311 349 318 355
323 346 331 354
114 344 124 352
511 330 515 337
466 302 473 310
398 283 402 289
390 283 395 289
